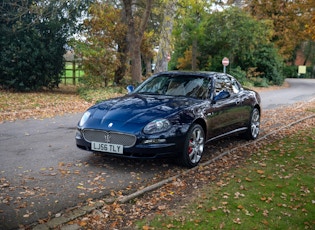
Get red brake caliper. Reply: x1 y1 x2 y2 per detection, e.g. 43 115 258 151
188 139 193 154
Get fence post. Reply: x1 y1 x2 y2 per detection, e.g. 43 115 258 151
72 60 76 85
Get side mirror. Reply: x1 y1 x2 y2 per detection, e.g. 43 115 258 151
126 85 134 93
213 90 230 102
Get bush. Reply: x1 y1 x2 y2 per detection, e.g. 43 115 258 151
0 29 65 91
283 65 298 78
0 0 87 91
253 44 285 85
229 66 247 84
79 74 105 89
253 77 269 87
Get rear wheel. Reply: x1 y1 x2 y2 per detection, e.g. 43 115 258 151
245 107 260 140
179 124 205 168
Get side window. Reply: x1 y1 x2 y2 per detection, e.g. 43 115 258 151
231 80 240 94
215 75 233 94
214 75 242 101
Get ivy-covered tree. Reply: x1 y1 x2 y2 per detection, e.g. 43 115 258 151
0 0 88 91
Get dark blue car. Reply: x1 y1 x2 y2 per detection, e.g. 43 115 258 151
76 71 261 167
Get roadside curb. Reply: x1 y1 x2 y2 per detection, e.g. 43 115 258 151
31 114 315 229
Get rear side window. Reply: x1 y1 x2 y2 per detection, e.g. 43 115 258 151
215 74 240 95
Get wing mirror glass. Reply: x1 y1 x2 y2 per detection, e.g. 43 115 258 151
126 85 134 93
213 90 230 102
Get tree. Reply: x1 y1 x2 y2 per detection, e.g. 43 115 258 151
171 7 284 85
75 0 164 86
123 0 153 83
244 0 315 62
141 30 157 76
200 8 273 69
305 14 315 40
171 0 210 71
198 7 284 85
252 43 284 85
0 0 88 91
76 2 127 87
154 0 177 73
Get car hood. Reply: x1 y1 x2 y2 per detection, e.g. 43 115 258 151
83 94 199 132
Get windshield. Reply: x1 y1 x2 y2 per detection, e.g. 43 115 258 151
134 74 211 99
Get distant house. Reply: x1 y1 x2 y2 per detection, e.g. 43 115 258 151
294 41 314 67
63 50 75 62
294 49 312 66
63 50 83 62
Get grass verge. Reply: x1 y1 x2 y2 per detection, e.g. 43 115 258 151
137 126 315 229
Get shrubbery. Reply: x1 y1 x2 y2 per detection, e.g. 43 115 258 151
0 1 88 91
0 28 65 91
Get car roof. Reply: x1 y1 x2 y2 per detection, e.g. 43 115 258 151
154 71 218 78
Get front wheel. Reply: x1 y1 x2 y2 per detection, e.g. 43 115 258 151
178 124 205 168
244 107 260 140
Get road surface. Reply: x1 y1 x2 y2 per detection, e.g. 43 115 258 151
259 78 315 109
0 78 314 229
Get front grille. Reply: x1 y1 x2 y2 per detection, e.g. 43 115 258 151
82 129 137 147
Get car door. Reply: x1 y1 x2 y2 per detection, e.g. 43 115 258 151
205 74 247 139
229 77 252 128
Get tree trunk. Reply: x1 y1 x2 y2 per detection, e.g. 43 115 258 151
154 0 177 73
114 10 129 84
130 42 142 82
192 38 198 71
144 56 152 76
123 0 153 83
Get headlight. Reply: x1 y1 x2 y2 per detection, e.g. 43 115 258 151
79 111 91 126
143 119 171 134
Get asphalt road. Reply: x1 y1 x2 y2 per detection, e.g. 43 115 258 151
0 78 314 229
259 78 315 109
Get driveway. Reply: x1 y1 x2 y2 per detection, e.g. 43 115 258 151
0 78 314 229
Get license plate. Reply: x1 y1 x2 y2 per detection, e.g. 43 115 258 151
91 142 123 154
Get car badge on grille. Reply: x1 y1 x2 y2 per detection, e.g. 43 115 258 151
104 132 111 143
108 123 113 128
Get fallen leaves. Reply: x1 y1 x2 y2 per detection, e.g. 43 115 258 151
256 169 265 174
233 217 241 224
0 87 93 123
0 87 314 229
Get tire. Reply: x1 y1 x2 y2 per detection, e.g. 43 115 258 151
179 124 205 168
244 107 260 140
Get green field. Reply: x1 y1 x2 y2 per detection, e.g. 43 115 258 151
62 62 84 85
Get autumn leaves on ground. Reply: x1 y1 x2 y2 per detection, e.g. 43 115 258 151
0 86 90 123
0 86 314 229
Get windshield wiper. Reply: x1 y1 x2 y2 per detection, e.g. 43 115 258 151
137 92 161 95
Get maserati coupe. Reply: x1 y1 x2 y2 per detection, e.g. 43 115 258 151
76 71 261 167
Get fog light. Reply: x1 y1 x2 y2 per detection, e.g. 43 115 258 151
143 139 166 144
76 130 83 139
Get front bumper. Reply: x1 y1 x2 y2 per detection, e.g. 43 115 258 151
75 129 186 159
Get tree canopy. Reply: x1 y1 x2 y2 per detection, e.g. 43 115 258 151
171 7 284 85
244 0 314 62
1 0 314 91
0 0 88 91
